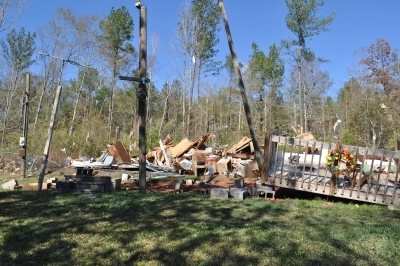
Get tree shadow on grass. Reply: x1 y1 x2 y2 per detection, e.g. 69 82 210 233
0 190 400 265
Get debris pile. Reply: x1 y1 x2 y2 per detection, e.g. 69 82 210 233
68 133 262 180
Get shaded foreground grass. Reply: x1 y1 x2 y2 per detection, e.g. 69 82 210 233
0 190 399 266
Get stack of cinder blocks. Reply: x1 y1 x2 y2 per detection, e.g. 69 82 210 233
210 178 249 201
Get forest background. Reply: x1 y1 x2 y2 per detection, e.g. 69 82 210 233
0 0 399 165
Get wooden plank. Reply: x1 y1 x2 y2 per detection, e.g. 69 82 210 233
191 133 212 149
266 175 398 206
261 132 270 184
226 152 254 159
169 138 193 158
159 139 171 167
228 137 252 153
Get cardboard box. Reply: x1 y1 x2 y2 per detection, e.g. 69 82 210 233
205 156 220 173
236 160 259 178
216 158 232 173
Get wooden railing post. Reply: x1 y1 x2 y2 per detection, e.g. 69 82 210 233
395 134 400 170
261 129 278 184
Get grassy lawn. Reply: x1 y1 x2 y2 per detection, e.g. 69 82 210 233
0 187 400 265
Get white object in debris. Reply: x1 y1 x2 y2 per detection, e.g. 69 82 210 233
122 174 129 181
205 166 214 176
205 147 213 156
283 152 327 169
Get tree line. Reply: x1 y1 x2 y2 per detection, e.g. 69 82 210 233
0 0 399 163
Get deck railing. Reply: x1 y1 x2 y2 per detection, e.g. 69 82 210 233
262 132 400 206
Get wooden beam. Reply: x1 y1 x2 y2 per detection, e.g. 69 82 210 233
226 153 254 159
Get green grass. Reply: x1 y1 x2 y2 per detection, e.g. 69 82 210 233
0 189 400 266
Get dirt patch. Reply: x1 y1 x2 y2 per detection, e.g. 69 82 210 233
122 176 260 194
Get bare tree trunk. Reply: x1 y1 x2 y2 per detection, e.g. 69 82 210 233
159 85 170 138
182 85 186 140
298 47 304 133
1 74 18 149
0 0 26 33
69 70 87 135
238 103 242 140
186 60 196 138
34 88 46 126
186 61 196 138
108 61 117 139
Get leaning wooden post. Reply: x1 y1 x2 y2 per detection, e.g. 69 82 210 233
395 134 400 171
38 86 62 191
218 0 263 173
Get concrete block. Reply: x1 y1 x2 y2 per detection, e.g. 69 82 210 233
56 181 75 190
234 179 244 188
234 189 248 201
185 179 193 186
255 183 275 199
237 160 259 178
210 188 229 199
75 182 106 192
229 187 242 197
247 186 257 196
2 179 19 190
174 182 183 190
65 175 111 192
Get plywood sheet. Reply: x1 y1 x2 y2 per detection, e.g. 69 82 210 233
296 132 316 141
169 138 193 158
229 137 252 153
191 133 212 149
107 141 131 163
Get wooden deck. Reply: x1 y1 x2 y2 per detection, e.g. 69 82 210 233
262 133 400 206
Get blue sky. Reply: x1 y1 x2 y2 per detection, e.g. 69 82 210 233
11 0 400 95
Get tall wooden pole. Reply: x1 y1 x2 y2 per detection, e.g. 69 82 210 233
38 86 62 191
21 74 30 178
138 5 147 194
218 0 263 174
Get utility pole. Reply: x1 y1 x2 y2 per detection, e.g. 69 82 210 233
119 0 148 194
137 1 147 194
20 73 30 178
